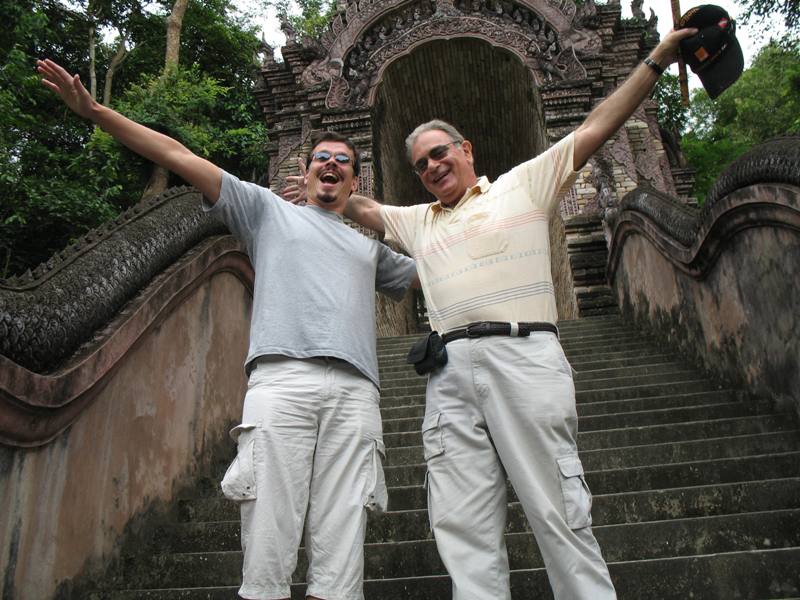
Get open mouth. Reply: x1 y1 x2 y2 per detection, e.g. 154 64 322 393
432 169 450 184
320 171 340 184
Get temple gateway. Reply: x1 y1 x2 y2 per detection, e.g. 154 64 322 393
255 0 692 332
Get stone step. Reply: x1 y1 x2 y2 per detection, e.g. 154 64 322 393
576 379 719 403
384 413 795 450
384 449 800 489
385 449 800 511
568 352 678 371
105 547 800 599
380 361 694 388
384 430 800 468
180 472 800 544
382 400 753 434
380 390 741 421
117 510 800 588
379 378 720 406
171 477 800 549
98 312 799 599
381 365 711 399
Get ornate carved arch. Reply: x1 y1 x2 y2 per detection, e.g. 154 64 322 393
298 0 601 110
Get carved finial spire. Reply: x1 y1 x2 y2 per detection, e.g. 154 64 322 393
647 8 658 33
280 15 297 44
258 33 275 65
631 0 645 20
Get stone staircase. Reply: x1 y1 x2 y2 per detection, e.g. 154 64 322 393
564 215 618 317
95 315 800 599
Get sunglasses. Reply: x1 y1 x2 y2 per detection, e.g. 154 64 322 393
311 150 352 165
413 140 463 175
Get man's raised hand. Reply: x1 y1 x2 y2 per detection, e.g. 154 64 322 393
282 158 308 205
37 59 96 120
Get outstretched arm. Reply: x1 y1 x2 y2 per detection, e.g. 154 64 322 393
344 194 386 233
37 59 223 203
573 28 697 170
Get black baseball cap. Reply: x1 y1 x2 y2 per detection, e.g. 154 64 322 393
678 4 744 99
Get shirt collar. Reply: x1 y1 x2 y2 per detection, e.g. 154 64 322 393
431 176 491 214
306 203 344 221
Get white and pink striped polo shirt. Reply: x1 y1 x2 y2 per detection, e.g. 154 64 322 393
381 133 578 333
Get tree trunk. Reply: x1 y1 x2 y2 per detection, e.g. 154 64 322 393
164 0 189 67
142 166 170 200
142 0 190 200
88 24 97 100
102 33 128 106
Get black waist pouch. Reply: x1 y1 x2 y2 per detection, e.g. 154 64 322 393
407 331 448 376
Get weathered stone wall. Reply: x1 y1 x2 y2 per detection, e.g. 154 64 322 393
550 211 579 320
608 182 800 418
0 262 251 599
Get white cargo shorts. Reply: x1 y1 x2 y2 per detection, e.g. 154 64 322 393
221 356 387 600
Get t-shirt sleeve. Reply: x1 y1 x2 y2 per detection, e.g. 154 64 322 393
375 242 417 302
506 132 579 215
202 170 274 243
380 204 428 255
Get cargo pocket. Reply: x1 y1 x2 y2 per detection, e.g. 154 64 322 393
220 424 257 503
557 454 592 529
364 439 388 514
421 411 445 461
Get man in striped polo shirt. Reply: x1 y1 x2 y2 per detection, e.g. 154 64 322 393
285 26 695 600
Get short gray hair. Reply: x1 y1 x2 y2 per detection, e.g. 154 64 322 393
405 119 465 163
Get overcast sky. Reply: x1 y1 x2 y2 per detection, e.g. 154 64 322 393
249 1 787 87
622 1 787 87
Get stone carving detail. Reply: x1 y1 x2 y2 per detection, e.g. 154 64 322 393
269 131 303 182
608 135 800 253
606 127 638 186
587 151 617 212
299 0 595 109
0 187 227 373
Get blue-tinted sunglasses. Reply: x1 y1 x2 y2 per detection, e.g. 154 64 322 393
311 150 352 165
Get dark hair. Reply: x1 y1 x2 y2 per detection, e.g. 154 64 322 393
306 131 361 173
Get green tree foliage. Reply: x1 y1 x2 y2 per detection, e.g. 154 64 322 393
737 0 800 34
652 73 689 137
0 0 116 275
0 0 268 277
272 0 336 40
675 38 800 203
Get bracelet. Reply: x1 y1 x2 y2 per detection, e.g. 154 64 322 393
643 57 664 76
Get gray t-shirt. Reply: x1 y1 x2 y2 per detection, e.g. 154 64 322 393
203 171 416 388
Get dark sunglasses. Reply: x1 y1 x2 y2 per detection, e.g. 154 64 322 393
413 140 463 175
311 150 352 165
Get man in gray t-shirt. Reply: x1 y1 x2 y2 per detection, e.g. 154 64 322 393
39 59 416 600
208 133 416 599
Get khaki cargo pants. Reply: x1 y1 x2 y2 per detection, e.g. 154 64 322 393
422 333 616 599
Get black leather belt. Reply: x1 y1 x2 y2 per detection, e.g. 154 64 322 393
441 321 558 344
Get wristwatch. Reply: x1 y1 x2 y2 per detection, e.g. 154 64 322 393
643 57 664 76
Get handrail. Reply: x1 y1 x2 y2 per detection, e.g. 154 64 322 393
0 187 254 447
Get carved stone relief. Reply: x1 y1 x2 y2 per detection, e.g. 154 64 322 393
298 0 599 110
